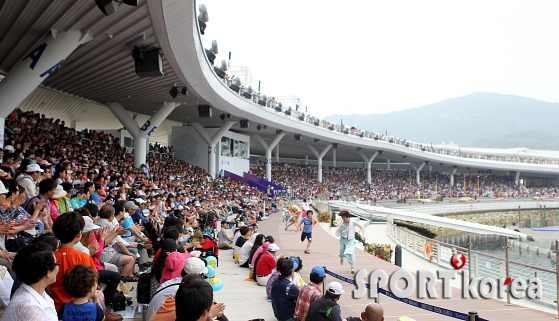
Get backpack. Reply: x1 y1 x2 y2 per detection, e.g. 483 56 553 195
136 273 152 304
111 291 127 312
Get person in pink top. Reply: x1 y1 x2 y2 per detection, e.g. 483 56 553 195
251 238 272 268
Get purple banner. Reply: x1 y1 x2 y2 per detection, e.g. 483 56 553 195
224 170 243 183
243 172 284 191
247 180 268 192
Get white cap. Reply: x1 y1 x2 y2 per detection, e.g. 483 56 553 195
328 282 345 295
135 198 147 204
83 216 101 233
0 181 8 194
268 243 280 252
26 164 44 173
183 257 208 275
4 145 14 151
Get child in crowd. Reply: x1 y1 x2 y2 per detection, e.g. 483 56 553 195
58 264 105 321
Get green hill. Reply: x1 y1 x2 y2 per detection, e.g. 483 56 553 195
324 92 559 150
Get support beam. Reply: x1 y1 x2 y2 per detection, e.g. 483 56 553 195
0 30 93 118
515 171 520 186
308 144 332 183
253 134 285 181
332 149 337 168
108 102 179 168
450 168 458 186
387 159 391 170
410 162 426 185
305 155 308 165
192 122 236 178
358 151 379 184
275 143 280 163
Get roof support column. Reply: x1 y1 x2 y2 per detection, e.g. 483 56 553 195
410 162 426 185
0 30 93 119
192 122 236 178
332 149 337 168
275 143 280 163
515 171 520 186
308 144 332 183
387 159 391 170
305 155 308 165
253 134 285 181
358 151 379 185
107 102 179 168
450 167 458 186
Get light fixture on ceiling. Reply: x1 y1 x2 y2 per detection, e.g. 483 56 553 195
276 129 283 135
314 139 320 143
220 114 226 121
169 86 188 98
257 125 262 130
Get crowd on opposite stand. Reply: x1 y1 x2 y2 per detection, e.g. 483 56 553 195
250 162 558 201
0 109 284 321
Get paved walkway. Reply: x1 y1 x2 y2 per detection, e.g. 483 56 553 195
255 207 557 321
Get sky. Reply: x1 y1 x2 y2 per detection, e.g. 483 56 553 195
201 1 559 118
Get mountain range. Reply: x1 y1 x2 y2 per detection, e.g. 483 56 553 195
324 92 559 150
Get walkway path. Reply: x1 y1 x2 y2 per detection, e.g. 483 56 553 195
256 207 557 320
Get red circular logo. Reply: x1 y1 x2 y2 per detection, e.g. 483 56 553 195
451 253 466 270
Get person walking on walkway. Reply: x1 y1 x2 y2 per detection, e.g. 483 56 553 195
335 210 364 274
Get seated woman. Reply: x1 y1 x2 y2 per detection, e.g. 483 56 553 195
4 241 59 321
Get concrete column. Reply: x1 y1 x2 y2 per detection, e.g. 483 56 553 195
450 167 458 186
305 155 308 165
253 134 285 181
275 143 280 163
332 149 337 168
410 162 426 185
358 151 379 184
192 122 235 178
387 159 391 170
308 144 333 183
107 102 179 168
515 171 520 186
0 30 93 118
429 165 432 172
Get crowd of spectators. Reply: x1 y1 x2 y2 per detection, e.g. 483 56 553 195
0 109 284 321
250 162 559 201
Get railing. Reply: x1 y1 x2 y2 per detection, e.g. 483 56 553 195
387 222 558 311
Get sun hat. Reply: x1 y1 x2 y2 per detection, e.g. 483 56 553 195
268 244 280 252
183 257 208 275
162 252 189 282
51 185 67 200
83 216 101 233
26 164 44 173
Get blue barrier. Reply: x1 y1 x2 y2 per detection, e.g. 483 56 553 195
324 269 487 321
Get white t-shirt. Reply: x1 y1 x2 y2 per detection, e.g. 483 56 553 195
4 283 58 321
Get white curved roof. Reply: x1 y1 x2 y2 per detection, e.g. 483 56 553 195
148 0 559 176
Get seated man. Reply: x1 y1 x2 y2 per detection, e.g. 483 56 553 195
217 221 233 249
96 205 138 282
271 258 300 321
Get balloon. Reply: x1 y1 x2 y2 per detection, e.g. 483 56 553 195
207 277 224 291
288 205 300 214
312 219 318 224
206 265 215 278
206 256 218 268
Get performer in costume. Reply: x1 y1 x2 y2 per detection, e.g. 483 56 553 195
335 210 364 274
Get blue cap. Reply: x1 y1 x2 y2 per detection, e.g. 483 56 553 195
289 256 299 271
311 266 326 277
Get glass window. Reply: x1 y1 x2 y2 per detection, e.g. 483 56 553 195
239 141 247 159
221 137 230 156
234 140 239 157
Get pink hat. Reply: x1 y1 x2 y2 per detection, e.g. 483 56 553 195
161 252 188 284
39 160 51 166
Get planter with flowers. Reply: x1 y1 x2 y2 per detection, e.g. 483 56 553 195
355 232 392 263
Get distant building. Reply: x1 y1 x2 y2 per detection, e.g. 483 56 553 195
227 66 256 90
275 96 302 111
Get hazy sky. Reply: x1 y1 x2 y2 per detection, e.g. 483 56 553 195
201 1 559 118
